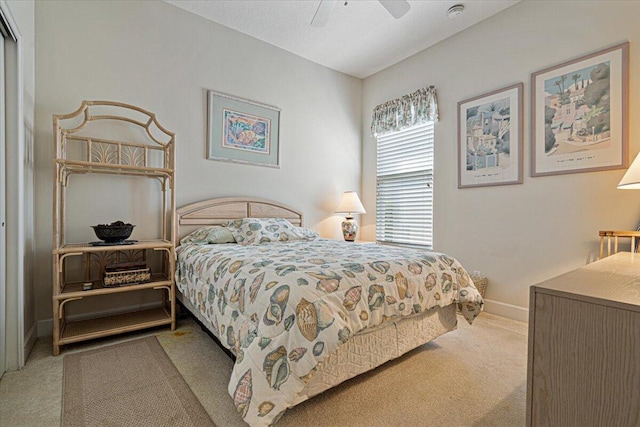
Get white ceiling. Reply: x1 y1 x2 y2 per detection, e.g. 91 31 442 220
165 0 520 79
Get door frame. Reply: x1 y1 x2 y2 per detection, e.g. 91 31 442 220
0 0 26 373
0 23 6 379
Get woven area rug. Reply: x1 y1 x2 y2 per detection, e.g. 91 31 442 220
62 336 215 427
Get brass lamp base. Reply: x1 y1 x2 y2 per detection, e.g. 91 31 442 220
342 216 358 242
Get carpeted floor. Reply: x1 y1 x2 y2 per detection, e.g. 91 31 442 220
0 312 528 426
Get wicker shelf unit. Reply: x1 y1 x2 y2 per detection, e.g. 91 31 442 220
51 101 176 355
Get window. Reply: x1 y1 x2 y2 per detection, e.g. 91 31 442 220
376 122 434 249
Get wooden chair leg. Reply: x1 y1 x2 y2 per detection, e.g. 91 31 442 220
600 236 605 259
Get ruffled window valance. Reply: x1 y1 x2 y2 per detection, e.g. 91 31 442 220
370 85 438 137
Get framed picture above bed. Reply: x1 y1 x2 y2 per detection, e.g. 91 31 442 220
207 90 281 168
457 83 523 188
531 42 629 177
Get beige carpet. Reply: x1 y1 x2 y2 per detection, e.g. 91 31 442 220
1 313 527 427
62 336 215 427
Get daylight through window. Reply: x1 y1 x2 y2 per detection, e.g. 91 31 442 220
376 122 434 249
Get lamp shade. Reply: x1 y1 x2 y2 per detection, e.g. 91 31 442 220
335 191 366 215
618 153 640 189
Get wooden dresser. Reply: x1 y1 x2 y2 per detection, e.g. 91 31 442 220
527 252 640 426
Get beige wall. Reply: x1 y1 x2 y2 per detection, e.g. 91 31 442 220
34 1 362 327
33 1 639 327
361 1 640 320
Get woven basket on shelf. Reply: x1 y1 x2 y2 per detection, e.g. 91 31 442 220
103 268 151 287
469 275 488 298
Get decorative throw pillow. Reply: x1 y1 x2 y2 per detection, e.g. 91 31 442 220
179 226 236 245
294 226 319 240
227 218 304 245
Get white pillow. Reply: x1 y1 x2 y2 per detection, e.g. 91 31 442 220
294 226 319 240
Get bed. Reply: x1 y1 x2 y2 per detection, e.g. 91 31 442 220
175 197 483 426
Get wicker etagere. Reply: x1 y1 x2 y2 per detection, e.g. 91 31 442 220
51 101 176 356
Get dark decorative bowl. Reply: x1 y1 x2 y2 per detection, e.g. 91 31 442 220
91 221 135 243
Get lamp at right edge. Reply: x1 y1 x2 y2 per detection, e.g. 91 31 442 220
618 153 640 189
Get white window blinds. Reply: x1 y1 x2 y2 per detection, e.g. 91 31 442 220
376 122 434 249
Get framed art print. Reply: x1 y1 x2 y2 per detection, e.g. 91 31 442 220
458 83 523 188
207 90 281 168
531 42 629 176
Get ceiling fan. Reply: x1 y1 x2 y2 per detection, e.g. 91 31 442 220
311 0 411 27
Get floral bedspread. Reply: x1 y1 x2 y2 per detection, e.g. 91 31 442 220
176 239 483 426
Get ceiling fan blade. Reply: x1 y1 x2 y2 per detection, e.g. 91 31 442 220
379 0 411 19
311 0 337 27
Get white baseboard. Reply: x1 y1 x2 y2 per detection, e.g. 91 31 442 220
482 298 529 323
24 322 37 360
37 302 163 338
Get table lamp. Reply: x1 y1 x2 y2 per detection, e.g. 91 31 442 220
335 191 366 241
616 152 640 252
618 152 640 189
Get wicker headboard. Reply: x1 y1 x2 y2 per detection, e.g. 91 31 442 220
175 197 304 242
